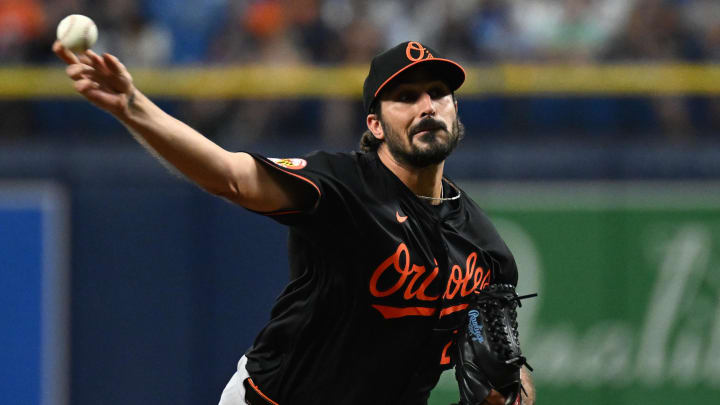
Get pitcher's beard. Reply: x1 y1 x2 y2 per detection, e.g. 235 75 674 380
382 118 464 168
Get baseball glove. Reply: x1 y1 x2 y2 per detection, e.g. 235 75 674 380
453 284 536 405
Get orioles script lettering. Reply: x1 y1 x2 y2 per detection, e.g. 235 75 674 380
369 243 491 319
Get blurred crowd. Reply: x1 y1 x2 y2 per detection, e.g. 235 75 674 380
5 0 720 65
2 0 720 144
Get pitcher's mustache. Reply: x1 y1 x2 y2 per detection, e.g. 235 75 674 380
410 118 448 137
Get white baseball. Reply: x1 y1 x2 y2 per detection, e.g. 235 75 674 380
56 14 98 53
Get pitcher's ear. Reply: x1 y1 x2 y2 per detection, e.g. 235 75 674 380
367 114 384 140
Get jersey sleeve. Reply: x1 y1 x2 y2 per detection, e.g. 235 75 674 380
245 151 359 226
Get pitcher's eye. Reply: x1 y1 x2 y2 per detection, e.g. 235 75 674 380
429 86 450 99
397 91 418 102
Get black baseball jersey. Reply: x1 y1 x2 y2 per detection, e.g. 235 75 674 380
243 150 518 405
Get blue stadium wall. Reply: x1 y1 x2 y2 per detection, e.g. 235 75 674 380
3 104 720 404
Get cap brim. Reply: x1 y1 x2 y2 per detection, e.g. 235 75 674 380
373 58 466 99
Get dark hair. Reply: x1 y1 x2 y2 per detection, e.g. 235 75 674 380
358 93 457 153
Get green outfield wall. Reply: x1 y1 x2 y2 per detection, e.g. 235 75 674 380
429 182 720 404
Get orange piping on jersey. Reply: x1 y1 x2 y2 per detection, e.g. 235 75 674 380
247 378 280 405
371 304 436 319
256 157 321 216
440 340 453 365
439 304 468 318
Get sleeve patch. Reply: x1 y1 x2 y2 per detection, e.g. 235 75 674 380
268 158 307 170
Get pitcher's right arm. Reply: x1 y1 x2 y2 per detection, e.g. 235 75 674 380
53 41 313 213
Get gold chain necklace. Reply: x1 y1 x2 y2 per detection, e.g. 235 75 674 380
415 181 462 202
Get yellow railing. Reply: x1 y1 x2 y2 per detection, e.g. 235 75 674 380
2 64 720 99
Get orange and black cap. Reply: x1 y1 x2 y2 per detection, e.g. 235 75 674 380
363 41 466 113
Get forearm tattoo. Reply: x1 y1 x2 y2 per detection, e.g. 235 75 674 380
127 89 136 109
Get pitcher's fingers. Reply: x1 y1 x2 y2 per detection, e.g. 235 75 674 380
66 64 96 80
52 40 79 65
74 78 101 95
85 49 110 75
103 53 124 74
78 54 92 65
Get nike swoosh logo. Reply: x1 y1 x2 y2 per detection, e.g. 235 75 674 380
396 211 408 223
